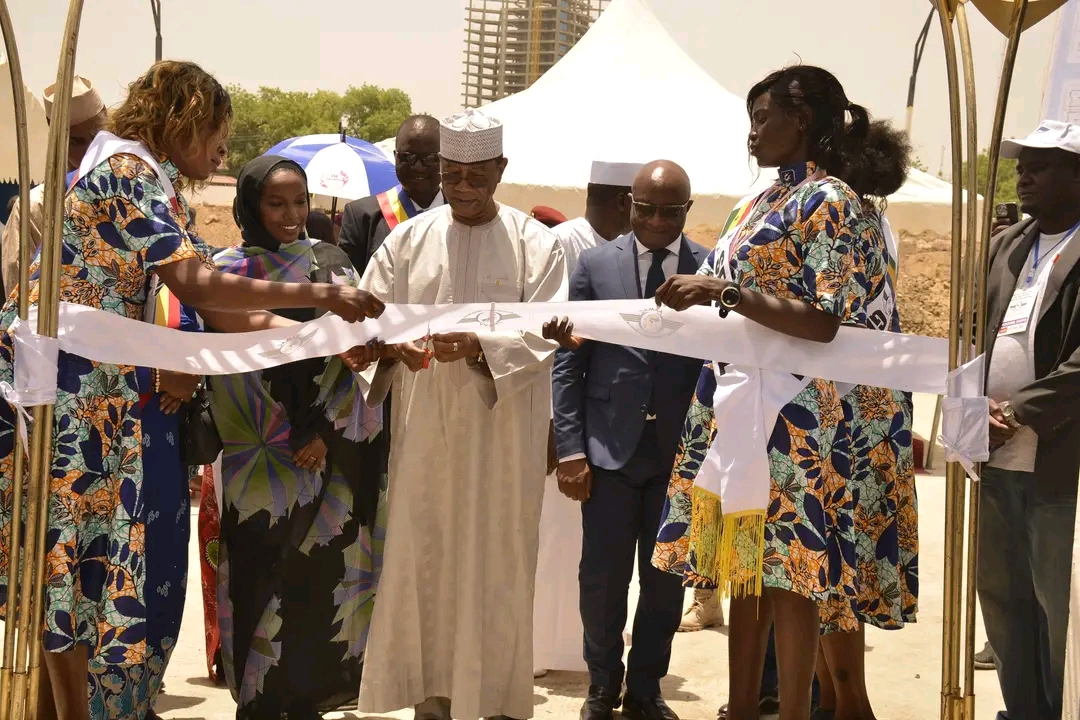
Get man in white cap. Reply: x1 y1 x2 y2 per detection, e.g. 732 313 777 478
1 75 106 293
977 119 1080 720
357 108 567 720
531 160 642 680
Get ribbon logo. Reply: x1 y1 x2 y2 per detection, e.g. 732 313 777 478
621 308 683 337
459 304 521 332
259 326 319 360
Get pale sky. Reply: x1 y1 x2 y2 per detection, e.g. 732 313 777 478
10 0 1062 177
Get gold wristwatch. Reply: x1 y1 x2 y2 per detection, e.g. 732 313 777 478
1000 402 1023 429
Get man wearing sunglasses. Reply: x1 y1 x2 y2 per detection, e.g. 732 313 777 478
551 160 706 720
357 109 567 720
339 114 445 277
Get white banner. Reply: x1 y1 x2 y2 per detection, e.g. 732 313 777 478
30 299 950 395
1043 2 1080 123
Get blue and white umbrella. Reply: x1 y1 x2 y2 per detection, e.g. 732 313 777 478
264 134 398 201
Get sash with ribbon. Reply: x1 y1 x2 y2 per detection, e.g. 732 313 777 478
689 167 831 597
376 185 420 231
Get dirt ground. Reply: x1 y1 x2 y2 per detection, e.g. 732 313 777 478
193 206 953 339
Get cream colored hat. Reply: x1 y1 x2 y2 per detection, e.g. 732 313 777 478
43 75 105 126
440 109 503 164
590 161 643 187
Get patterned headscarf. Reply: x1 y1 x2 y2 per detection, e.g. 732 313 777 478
232 155 307 252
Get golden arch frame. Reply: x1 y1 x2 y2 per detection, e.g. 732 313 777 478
0 0 1065 718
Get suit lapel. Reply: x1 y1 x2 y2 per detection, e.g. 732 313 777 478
676 234 703 275
1039 222 1080 325
617 233 641 299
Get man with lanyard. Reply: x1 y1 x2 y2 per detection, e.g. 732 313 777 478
2 75 107 294
978 120 1080 720
338 114 444 277
533 160 641 680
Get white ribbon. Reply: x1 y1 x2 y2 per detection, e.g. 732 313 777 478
941 354 991 480
3 317 60 454
11 299 987 469
696 366 812 516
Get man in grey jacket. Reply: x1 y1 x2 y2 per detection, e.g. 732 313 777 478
979 120 1080 720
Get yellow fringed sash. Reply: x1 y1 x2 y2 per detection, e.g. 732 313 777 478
690 485 766 599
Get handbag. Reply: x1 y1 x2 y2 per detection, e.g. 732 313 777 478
180 384 223 466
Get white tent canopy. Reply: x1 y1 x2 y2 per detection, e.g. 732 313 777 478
0 62 49 185
383 0 956 235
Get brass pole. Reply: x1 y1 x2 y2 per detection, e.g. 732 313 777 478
934 1 965 718
0 1 31 718
954 6 980 718
19 1 86 717
957 2 978 369
960 2 1028 719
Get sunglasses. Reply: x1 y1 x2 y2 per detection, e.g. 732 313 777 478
630 196 691 220
396 151 440 168
440 170 493 188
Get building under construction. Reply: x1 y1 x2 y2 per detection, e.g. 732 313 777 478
463 0 608 108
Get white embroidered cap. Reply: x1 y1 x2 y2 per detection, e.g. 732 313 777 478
440 109 503 164
1001 119 1080 159
43 75 105 127
590 161 643 187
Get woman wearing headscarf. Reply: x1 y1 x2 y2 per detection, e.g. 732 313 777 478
0 61 382 720
210 156 387 720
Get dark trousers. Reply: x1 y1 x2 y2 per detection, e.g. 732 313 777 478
580 424 685 698
978 466 1075 720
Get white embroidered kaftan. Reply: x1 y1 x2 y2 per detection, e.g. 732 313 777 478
530 216 606 673
357 204 567 720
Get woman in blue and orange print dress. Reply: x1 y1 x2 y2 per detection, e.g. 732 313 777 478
653 66 915 720
0 61 384 720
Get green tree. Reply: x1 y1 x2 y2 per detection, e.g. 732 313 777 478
962 150 1018 206
224 84 412 173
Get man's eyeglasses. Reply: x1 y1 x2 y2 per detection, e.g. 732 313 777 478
630 196 691 220
440 170 492 188
396 151 440 168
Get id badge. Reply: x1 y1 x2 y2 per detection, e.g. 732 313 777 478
999 285 1039 336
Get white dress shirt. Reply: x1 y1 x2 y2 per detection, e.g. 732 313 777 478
634 236 682 296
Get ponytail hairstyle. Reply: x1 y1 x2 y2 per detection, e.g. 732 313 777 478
746 65 910 199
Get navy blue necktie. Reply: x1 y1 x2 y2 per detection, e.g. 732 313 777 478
644 249 669 299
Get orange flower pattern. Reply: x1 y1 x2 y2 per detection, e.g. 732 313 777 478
652 163 905 633
0 155 200 668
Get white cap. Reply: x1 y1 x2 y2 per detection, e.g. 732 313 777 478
590 161 643 187
43 75 105 127
440 109 503 164
1001 120 1080 159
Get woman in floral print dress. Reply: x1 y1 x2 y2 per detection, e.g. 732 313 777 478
653 66 913 720
211 157 387 720
0 61 383 720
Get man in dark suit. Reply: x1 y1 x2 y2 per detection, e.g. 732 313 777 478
338 115 443 276
978 120 1080 720
551 160 706 720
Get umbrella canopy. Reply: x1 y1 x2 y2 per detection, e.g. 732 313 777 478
265 134 398 201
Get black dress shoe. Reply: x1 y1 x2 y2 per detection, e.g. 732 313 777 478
580 685 620 720
621 693 679 720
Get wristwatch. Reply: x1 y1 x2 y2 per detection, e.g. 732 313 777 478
716 283 742 319
1000 402 1023 429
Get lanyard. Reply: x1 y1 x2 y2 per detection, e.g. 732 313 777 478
1026 218 1080 286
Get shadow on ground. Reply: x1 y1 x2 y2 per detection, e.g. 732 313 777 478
153 694 205 714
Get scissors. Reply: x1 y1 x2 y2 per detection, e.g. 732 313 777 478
421 321 433 369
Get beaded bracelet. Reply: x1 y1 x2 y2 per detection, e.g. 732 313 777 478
151 368 161 394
